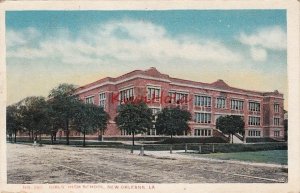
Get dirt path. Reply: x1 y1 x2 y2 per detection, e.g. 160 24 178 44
6 143 287 183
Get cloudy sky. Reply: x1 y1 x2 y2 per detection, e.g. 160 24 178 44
6 10 287 108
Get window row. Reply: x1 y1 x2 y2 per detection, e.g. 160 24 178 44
168 92 189 104
230 99 244 110
274 130 280 137
248 130 261 137
194 129 212 136
85 93 106 108
147 87 160 101
249 102 260 112
274 118 280 126
85 89 282 116
248 116 260 126
274 104 280 113
195 113 211 124
85 96 94 104
194 95 211 107
120 88 134 102
150 108 160 121
99 93 106 108
216 98 226 109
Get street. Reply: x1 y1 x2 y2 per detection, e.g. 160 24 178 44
7 143 287 183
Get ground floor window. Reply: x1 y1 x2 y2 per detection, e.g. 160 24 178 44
194 128 212 137
121 129 131 136
248 130 261 137
146 125 156 135
274 130 280 137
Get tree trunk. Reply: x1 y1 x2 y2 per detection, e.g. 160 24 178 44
132 131 135 146
231 134 233 144
170 132 173 144
28 132 31 142
14 129 17 143
51 133 54 145
39 132 42 143
131 130 135 153
31 130 34 142
101 129 104 141
54 132 57 141
66 119 69 145
83 129 86 147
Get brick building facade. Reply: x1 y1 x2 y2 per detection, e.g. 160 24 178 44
74 67 284 140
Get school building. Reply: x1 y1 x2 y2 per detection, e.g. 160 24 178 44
73 67 284 140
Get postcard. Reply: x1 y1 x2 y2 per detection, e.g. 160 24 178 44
0 1 299 193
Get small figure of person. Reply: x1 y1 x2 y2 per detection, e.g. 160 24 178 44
33 136 37 147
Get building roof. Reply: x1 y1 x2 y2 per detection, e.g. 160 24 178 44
76 67 283 98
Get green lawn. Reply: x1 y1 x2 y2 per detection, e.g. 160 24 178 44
189 150 287 165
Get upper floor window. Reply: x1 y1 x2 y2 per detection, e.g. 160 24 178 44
249 101 260 112
216 98 226 109
85 96 94 104
195 112 211 124
248 116 260 126
194 95 211 107
274 117 280 126
230 99 244 110
147 87 160 102
119 88 134 103
274 103 280 113
99 92 106 109
168 91 188 104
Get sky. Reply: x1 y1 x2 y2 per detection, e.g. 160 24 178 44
6 10 287 108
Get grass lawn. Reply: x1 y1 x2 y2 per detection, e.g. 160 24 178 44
189 150 287 165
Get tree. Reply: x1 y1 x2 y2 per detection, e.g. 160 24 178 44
155 107 192 142
47 100 65 144
93 106 109 142
48 83 79 145
17 96 50 143
6 105 23 143
216 115 245 143
73 103 109 147
115 102 153 153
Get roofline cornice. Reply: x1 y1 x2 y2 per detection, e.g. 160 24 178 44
75 74 283 99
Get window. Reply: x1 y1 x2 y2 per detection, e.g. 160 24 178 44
150 108 160 121
119 88 134 103
121 129 131 136
195 113 211 124
147 127 156 135
274 104 280 113
274 118 280 126
249 101 260 112
146 108 160 136
194 95 211 107
274 131 280 137
230 99 244 110
85 96 94 104
194 128 212 137
168 91 188 104
248 116 260 126
248 130 261 137
147 87 160 101
99 92 106 109
216 98 226 109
